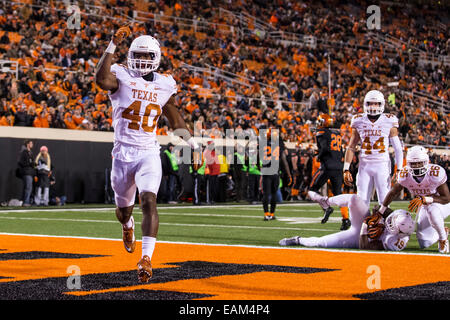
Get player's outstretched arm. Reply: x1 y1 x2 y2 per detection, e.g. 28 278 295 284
95 26 131 92
359 234 384 250
162 96 189 132
433 183 450 205
163 96 201 168
409 182 450 213
359 215 385 250
343 130 360 186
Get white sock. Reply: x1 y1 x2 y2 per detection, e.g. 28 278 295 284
124 215 134 229
142 236 156 259
328 194 353 207
299 237 320 247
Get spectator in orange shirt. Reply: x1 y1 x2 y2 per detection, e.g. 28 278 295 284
64 113 77 130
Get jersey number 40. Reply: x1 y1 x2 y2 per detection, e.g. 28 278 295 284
121 100 161 133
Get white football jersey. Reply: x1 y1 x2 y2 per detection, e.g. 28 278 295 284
397 164 447 197
108 63 177 161
351 113 398 162
379 232 409 251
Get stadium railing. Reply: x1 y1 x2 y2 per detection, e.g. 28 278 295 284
399 89 450 114
0 60 18 78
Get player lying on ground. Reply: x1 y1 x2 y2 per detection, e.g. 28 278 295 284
95 26 201 283
376 145 450 254
279 191 414 251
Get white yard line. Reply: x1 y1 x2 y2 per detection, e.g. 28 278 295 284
0 215 333 232
0 232 447 258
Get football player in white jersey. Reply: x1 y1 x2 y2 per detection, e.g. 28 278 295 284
343 90 404 207
377 146 450 253
95 26 201 282
279 191 414 251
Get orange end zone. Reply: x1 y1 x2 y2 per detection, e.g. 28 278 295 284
0 234 449 300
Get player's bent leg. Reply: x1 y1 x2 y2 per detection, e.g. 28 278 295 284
416 206 438 248
423 203 449 253
309 194 364 247
347 193 369 227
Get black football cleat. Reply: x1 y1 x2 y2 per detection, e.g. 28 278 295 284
340 218 351 230
321 207 334 224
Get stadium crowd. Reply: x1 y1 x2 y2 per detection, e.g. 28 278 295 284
0 0 448 205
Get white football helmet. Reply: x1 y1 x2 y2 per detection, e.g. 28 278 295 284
406 145 429 176
127 35 161 76
363 90 385 116
385 210 415 236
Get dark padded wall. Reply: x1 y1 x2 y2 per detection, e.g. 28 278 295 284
1 138 113 203
1 137 193 204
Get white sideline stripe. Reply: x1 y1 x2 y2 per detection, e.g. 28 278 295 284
0 201 410 213
0 216 332 232
0 209 339 222
0 203 330 214
0 232 447 258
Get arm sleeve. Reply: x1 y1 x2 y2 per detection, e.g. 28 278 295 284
389 135 403 169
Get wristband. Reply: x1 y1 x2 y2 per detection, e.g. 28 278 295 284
105 40 116 54
379 205 387 214
360 223 368 236
187 137 199 150
424 196 434 205
343 162 350 171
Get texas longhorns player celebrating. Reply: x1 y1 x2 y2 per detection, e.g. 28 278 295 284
379 146 450 253
344 90 404 207
95 26 201 282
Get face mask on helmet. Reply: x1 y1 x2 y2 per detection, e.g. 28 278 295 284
363 90 385 116
127 36 161 76
406 146 429 177
407 160 428 176
386 210 415 236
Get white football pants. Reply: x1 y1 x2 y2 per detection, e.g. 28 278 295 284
416 202 450 248
299 194 370 248
111 154 162 208
356 160 391 207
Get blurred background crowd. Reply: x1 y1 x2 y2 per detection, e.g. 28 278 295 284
0 0 448 205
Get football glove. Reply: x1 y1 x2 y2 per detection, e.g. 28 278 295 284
363 211 384 227
115 25 131 38
112 25 132 45
343 170 353 186
408 196 433 213
367 223 385 240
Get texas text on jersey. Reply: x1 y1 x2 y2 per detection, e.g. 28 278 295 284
351 113 399 162
398 164 447 197
109 63 177 161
